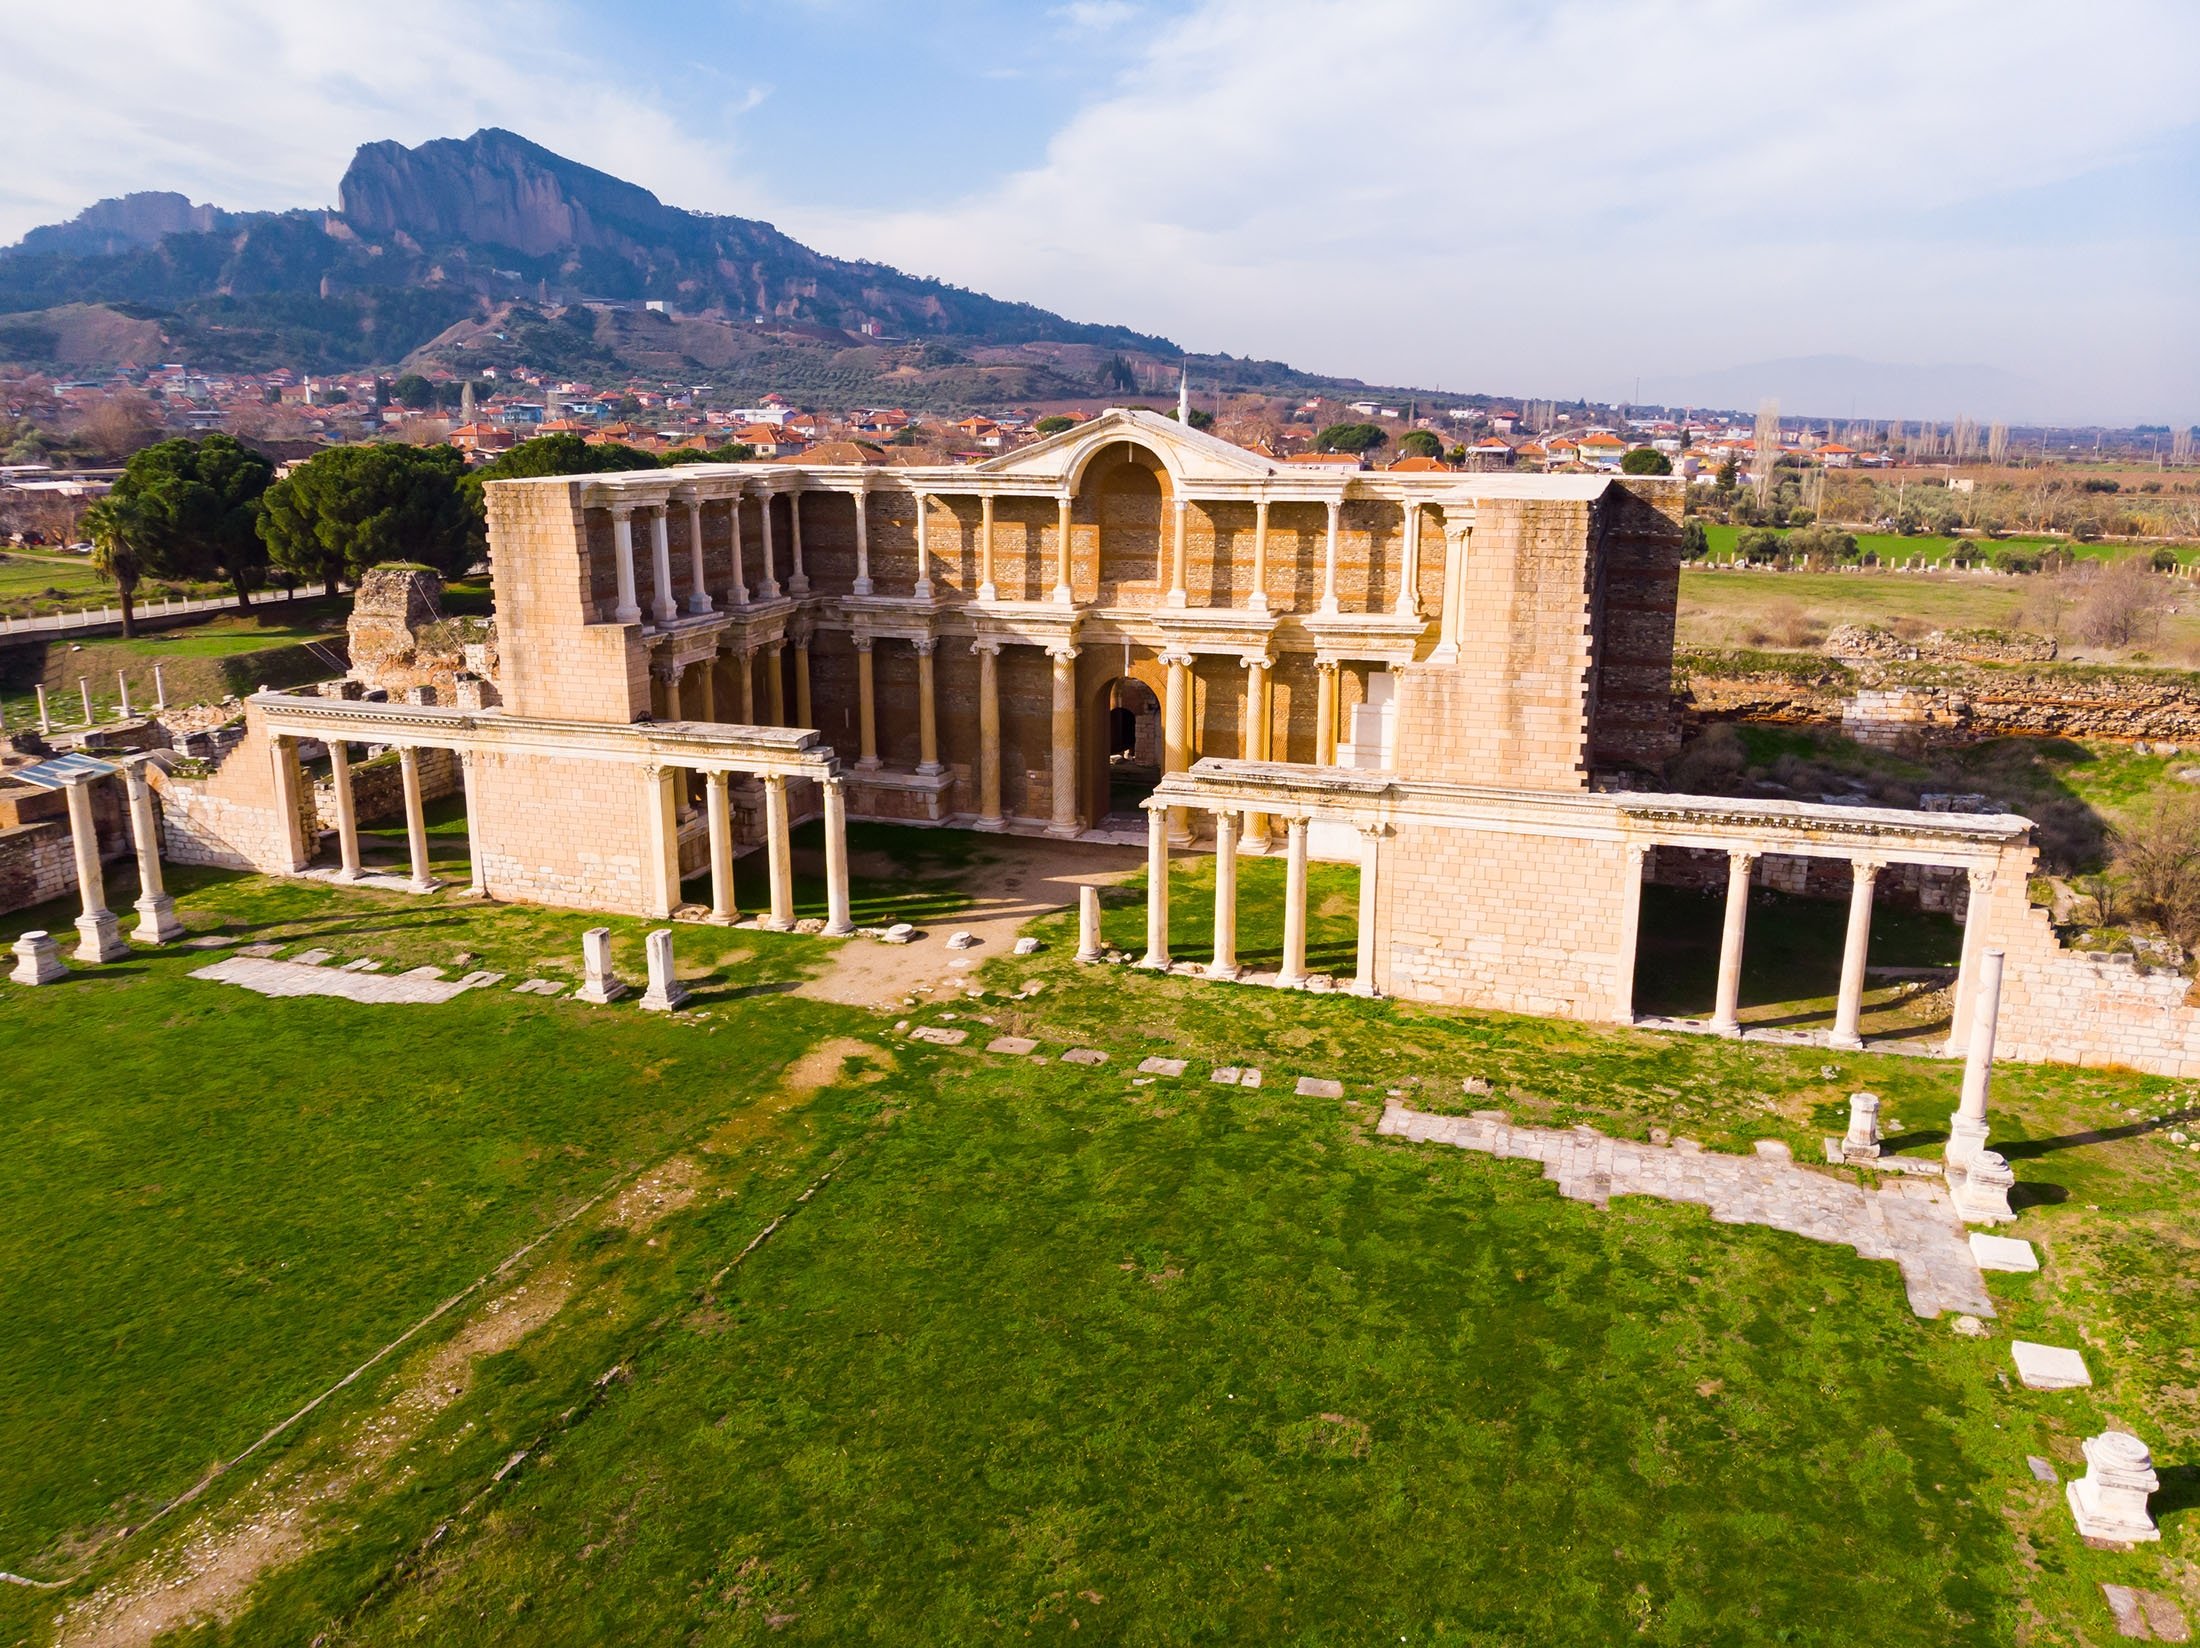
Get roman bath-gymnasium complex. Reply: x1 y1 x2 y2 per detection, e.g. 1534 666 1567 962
84 408 2200 1075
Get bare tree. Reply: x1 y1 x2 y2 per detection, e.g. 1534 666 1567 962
2072 557 2172 650
1753 399 1781 508
2114 792 2200 947
1987 421 2010 465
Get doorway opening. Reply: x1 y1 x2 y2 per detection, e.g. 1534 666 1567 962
1092 676 1162 828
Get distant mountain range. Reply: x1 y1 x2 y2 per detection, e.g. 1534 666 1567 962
0 129 1358 410
1639 355 2052 427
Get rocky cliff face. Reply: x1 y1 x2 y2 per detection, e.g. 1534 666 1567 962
339 129 673 259
15 191 227 257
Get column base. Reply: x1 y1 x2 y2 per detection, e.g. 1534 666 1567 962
1052 586 1074 605
1139 952 1171 970
977 584 998 602
914 581 935 602
1825 1030 1864 1051
788 576 811 596
614 605 643 625
1945 1115 1991 1171
407 877 442 896
651 604 679 626
74 911 129 964
917 762 945 777
1709 1014 1741 1038
760 917 796 933
133 895 185 945
759 582 782 601
822 919 855 938
333 866 364 884
1350 980 1381 999
1276 971 1307 990
856 756 882 771
851 577 874 596
971 815 1006 832
1207 961 1240 982
731 588 753 607
1045 821 1083 840
576 981 629 1005
1165 590 1188 608
639 983 693 1013
686 597 714 615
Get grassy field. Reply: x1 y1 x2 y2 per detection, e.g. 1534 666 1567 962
0 850 2194 1644
0 602 348 727
1698 523 2183 570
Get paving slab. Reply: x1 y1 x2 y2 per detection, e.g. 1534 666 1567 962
1137 1057 1188 1077
237 942 283 958
1061 1047 1107 1066
2011 1341 2091 1390
908 1025 969 1046
1296 1077 1344 1099
456 970 505 988
985 1036 1039 1055
290 948 334 966
1378 1100 1994 1319
1240 1067 1262 1088
2102 1584 2151 1640
1210 1067 1243 1085
192 956 477 1005
2027 1456 2060 1483
1971 1232 2040 1273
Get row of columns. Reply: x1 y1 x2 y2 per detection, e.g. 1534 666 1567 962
679 766 851 937
603 487 1447 622
654 635 803 730
1140 806 1386 995
41 764 180 967
1677 844 1995 1054
13 668 171 736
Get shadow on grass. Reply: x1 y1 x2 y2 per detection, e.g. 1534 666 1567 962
1997 1106 2200 1159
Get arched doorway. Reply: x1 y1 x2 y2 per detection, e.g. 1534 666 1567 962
1084 675 1162 831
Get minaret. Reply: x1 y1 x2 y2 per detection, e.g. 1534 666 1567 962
460 381 476 424
1177 368 1189 424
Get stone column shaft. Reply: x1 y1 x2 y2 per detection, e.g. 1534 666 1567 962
1054 495 1074 605
822 776 854 936
978 494 997 600
763 775 795 930
640 764 680 919
852 491 872 595
684 497 712 614
758 492 780 599
975 642 1003 827
1709 850 1756 1035
1242 657 1271 847
1162 651 1192 844
399 746 435 893
1946 866 1997 1057
1278 815 1310 987
1315 661 1339 766
729 493 750 606
1396 502 1422 616
1167 497 1189 607
1209 809 1240 979
1076 884 1103 962
330 739 363 881
855 639 880 768
914 493 934 600
1142 805 1171 968
1611 843 1648 1023
1249 497 1270 611
124 762 183 943
461 751 487 897
62 773 126 961
1320 497 1342 614
1047 646 1080 837
1949 948 2005 1166
706 770 737 922
916 640 942 774
649 505 678 624
763 643 786 725
788 488 809 595
734 647 756 723
1830 859 1881 1049
1351 823 1384 996
793 635 813 727
612 509 641 623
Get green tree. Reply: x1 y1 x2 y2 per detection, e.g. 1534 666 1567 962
1397 430 1444 460
110 434 276 611
661 444 756 466
1680 519 1710 560
1315 422 1387 454
391 373 437 410
81 493 151 637
259 442 482 595
1034 415 1077 436
459 432 660 527
1620 447 1672 475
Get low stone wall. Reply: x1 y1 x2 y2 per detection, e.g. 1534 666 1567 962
1645 844 1969 915
0 819 80 912
312 745 460 830
1679 651 2200 744
1825 623 2057 664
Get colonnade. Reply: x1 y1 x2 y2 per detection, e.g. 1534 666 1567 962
1640 842 1997 1053
1138 804 1385 994
41 763 179 966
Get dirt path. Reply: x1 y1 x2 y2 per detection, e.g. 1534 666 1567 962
798 834 1145 1008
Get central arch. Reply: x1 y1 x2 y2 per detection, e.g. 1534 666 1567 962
1076 440 1174 609
1082 670 1163 830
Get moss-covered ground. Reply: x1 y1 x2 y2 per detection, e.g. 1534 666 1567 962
0 841 2193 1645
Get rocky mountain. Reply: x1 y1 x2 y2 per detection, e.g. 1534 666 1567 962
0 128 1182 386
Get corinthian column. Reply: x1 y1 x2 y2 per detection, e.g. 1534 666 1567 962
974 639 1003 827
1709 849 1757 1036
649 504 678 625
1053 493 1074 605
915 637 942 775
611 505 642 624
62 771 126 962
124 759 183 943
854 636 880 769
1047 645 1081 837
684 494 712 614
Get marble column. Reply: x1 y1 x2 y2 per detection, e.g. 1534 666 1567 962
1611 842 1648 1023
611 505 641 623
787 487 809 595
690 656 716 723
973 640 1003 828
641 762 680 919
1241 655 1271 849
653 660 684 722
117 672 132 719
733 645 756 723
1053 493 1074 605
1709 849 1757 1036
1167 496 1189 607
1946 865 1997 1057
1320 497 1342 614
649 504 678 625
1047 644 1080 837
460 750 487 897
1141 804 1171 969
59 771 125 961
758 491 781 599
915 638 943 775
1315 661 1340 766
1829 858 1883 1050
1076 884 1103 962
852 489 872 595
35 683 50 733
1948 948 2004 1168
79 678 92 724
854 636 880 769
684 495 712 614
1161 649 1193 845
1351 821 1386 997
705 770 737 923
822 775 854 936
399 746 436 894
793 629 813 727
763 641 786 725
728 491 750 606
913 492 934 601
762 774 795 930
977 494 997 600
1209 808 1240 980
1278 815 1311 987
1249 497 1270 612
329 738 363 882
1434 524 1469 661
1396 501 1422 616
153 664 166 711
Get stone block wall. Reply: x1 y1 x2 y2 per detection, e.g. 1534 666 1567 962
153 713 313 873
466 748 650 914
488 480 649 723
312 745 461 831
0 820 81 913
1586 478 1684 770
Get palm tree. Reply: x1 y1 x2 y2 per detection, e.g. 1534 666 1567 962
82 494 148 638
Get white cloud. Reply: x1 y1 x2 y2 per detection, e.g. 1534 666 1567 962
0 0 758 235
782 0 2200 422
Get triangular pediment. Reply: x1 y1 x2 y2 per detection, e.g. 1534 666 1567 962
973 407 1284 485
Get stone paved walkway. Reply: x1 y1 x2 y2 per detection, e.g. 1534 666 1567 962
1378 1102 1993 1320
191 956 499 1006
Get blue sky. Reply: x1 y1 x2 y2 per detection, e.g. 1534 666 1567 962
3 0 2195 424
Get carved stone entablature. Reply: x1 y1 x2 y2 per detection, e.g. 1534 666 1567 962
965 603 1084 653
645 618 732 673
1303 609 1432 666
1148 606 1283 661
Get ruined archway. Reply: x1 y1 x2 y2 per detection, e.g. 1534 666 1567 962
1079 441 1172 607
1082 672 1163 830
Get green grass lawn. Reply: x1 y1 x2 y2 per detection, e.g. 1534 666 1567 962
0 602 347 726
2 844 2195 1644
1699 523 2178 569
